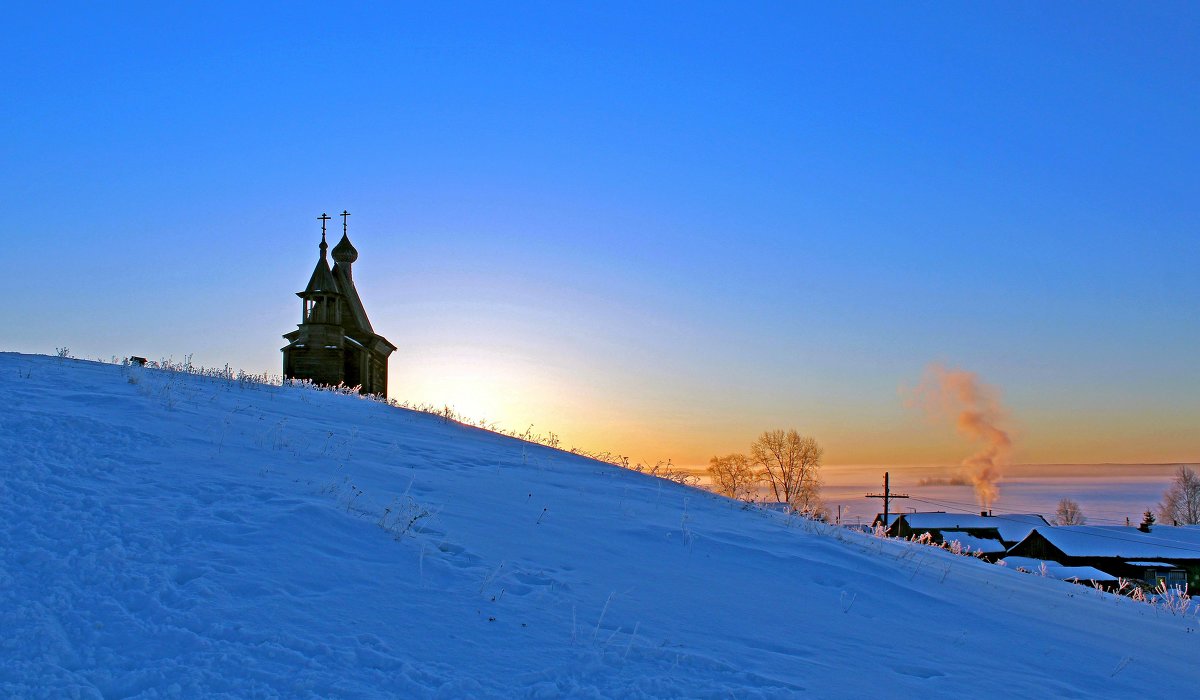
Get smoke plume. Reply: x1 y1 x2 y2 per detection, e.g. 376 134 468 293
907 364 1012 509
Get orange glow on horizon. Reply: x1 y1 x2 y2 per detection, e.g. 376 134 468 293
389 349 1197 471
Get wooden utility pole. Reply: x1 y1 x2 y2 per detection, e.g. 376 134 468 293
866 471 909 531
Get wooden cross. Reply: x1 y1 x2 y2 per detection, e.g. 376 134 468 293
341 210 351 236
317 212 331 241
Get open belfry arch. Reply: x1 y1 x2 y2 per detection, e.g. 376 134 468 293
282 211 396 395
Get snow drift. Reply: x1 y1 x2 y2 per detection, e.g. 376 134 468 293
2 353 1197 698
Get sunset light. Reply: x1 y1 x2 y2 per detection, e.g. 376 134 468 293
4 4 1199 694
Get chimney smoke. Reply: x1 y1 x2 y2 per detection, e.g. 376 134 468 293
907 364 1013 510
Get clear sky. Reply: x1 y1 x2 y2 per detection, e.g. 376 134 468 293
4 2 1197 467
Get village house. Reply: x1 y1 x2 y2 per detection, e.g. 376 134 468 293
885 512 1052 561
1006 525 1200 590
869 513 902 530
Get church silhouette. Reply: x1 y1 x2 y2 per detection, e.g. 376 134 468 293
282 211 395 395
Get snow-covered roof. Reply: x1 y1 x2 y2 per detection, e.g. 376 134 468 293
1003 556 1061 569
1125 561 1178 568
897 512 1050 543
1020 526 1200 560
1146 525 1200 547
1001 557 1119 582
938 532 1007 554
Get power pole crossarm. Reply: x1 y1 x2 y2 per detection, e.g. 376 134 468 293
865 471 909 533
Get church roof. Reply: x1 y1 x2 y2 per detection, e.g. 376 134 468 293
332 233 359 264
303 256 340 295
332 263 374 333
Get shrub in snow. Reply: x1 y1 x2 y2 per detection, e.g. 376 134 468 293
1055 498 1087 526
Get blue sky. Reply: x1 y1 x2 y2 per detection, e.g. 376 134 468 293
4 2 1197 465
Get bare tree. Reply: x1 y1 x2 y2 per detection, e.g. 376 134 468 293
1159 465 1200 525
1054 498 1086 525
706 453 758 501
750 429 824 515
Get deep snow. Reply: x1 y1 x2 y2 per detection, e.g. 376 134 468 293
2 353 1197 698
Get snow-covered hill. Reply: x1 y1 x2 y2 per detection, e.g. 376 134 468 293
3 353 1197 698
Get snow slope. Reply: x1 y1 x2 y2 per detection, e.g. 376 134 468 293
2 353 1197 698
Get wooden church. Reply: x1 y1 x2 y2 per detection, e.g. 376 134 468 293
282 211 395 395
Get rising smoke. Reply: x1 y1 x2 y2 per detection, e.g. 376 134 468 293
907 364 1013 509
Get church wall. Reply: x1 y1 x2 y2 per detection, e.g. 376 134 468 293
343 350 362 390
283 323 347 387
367 356 388 396
285 347 344 387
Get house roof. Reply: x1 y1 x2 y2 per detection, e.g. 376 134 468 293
897 513 1050 543
1017 526 1200 561
1000 557 1118 582
938 532 1007 554
872 513 902 526
1145 525 1200 548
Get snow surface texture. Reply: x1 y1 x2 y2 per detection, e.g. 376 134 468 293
2 353 1198 698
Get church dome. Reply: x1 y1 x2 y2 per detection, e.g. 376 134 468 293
331 234 358 264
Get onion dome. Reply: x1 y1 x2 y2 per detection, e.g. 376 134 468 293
332 234 358 264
